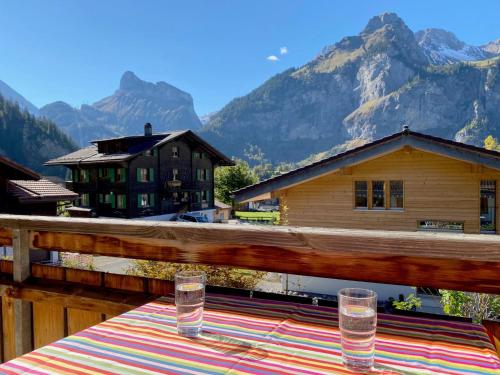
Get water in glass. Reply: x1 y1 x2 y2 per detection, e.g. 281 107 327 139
175 271 205 337
338 288 377 372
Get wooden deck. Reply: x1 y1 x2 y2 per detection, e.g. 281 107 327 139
0 214 499 362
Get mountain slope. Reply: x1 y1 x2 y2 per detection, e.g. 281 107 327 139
0 95 76 176
0 80 39 115
201 13 428 163
415 28 497 65
40 72 201 146
201 13 500 164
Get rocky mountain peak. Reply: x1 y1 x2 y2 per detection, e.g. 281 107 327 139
362 12 408 35
415 29 464 50
119 71 145 91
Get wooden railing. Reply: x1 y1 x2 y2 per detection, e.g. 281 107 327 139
0 214 499 361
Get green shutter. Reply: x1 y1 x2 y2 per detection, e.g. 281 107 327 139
122 195 127 208
84 170 89 183
206 169 210 181
196 169 200 181
137 194 142 208
99 168 103 178
72 170 78 182
109 168 116 182
149 193 155 207
149 168 155 182
137 169 141 182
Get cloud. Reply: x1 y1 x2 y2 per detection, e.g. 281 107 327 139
280 46 288 55
266 55 279 61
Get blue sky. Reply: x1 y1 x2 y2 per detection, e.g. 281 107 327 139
1 0 500 115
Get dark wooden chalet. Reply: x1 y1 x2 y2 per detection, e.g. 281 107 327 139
0 156 77 216
45 123 234 219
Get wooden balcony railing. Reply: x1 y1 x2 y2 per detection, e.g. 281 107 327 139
0 213 499 361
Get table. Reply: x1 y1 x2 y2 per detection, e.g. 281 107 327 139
1 294 499 374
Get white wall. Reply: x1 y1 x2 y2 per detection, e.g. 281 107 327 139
282 275 414 301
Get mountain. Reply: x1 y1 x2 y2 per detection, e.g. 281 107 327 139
0 94 76 176
415 28 497 65
483 39 500 55
40 72 202 146
0 80 39 115
200 13 500 164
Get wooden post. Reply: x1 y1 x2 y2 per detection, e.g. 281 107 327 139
12 229 32 357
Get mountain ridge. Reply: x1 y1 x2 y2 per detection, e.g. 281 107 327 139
40 72 201 146
200 12 500 165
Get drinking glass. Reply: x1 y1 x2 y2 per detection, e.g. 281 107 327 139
175 271 206 337
338 288 377 372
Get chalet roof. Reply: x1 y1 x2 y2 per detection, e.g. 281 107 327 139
7 179 78 203
233 129 500 202
0 156 40 180
45 130 234 167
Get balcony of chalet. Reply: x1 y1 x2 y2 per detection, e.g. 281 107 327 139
0 214 499 374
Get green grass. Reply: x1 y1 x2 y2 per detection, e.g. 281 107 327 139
235 211 280 223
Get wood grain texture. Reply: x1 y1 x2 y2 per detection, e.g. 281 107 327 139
33 303 64 349
0 214 500 292
67 309 102 336
1 296 15 362
279 149 500 234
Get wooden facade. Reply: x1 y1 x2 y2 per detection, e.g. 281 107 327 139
279 148 500 234
234 129 500 235
48 127 233 219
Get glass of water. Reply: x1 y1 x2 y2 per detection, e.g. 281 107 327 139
338 288 377 372
175 271 206 337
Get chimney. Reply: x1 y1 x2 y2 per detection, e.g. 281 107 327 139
144 123 152 136
402 124 410 134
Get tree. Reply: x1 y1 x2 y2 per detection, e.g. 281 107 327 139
440 290 500 323
484 135 500 151
392 293 422 311
127 261 265 290
215 159 258 204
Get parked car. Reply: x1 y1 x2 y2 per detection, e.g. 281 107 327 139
172 213 210 223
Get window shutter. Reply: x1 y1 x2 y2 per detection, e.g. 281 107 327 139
110 168 116 182
99 168 103 178
149 193 155 207
149 168 155 182
137 194 142 208
72 170 78 182
206 169 210 181
136 169 141 182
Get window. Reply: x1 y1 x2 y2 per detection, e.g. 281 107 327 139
172 168 179 180
137 193 155 208
192 151 202 159
99 192 115 208
196 169 210 181
390 180 404 209
81 193 90 207
172 192 180 204
137 168 154 182
372 181 385 209
99 168 116 182
172 146 179 158
201 190 210 203
73 169 90 183
354 181 368 208
117 168 126 182
194 191 201 203
116 194 127 209
181 192 189 202
480 180 496 232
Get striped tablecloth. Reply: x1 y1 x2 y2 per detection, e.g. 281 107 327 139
1 294 499 374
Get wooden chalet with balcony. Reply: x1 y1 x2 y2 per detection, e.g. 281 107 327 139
234 127 500 235
45 123 234 219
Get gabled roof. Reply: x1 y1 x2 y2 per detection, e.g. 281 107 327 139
233 129 500 203
0 156 40 180
45 130 234 167
8 179 78 203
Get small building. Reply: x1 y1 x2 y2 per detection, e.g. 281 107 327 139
45 124 234 220
234 128 500 235
214 199 232 222
0 156 78 216
233 128 500 306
